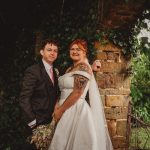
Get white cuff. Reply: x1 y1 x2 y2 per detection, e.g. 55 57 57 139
28 119 36 127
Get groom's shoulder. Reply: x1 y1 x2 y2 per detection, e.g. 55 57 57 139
25 63 41 75
26 63 40 70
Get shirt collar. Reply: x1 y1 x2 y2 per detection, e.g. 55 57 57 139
42 59 53 71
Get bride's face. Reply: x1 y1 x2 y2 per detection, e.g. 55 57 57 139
70 44 86 62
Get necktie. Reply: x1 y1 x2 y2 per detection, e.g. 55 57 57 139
50 67 54 84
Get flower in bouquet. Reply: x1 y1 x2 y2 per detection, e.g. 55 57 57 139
30 119 56 150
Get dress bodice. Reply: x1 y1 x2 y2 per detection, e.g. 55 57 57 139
58 71 91 102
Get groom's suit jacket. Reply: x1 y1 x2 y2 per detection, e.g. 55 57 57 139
19 61 59 126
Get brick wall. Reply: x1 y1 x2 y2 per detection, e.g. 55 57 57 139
95 41 131 150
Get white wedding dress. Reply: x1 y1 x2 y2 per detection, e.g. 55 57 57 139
49 69 113 150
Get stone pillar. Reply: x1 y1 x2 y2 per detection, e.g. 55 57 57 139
95 41 131 150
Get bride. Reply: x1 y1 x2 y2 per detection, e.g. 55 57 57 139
49 39 113 150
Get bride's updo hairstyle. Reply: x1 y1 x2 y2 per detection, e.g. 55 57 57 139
69 39 88 54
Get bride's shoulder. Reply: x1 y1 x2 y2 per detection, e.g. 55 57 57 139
65 67 72 73
76 62 92 75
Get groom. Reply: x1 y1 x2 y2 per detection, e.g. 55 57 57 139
19 39 60 150
19 38 101 150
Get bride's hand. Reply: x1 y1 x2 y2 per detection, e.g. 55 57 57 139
91 60 101 72
54 102 60 111
53 107 64 122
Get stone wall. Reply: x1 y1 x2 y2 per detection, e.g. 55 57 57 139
95 41 131 150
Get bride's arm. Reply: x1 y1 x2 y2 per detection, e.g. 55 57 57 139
53 63 91 122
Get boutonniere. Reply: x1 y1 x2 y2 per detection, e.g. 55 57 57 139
54 68 59 77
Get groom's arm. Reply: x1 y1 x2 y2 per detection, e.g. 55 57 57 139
19 67 37 128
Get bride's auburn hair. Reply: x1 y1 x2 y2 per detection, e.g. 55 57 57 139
69 39 88 53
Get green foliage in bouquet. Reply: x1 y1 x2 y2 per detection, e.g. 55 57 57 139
30 119 56 150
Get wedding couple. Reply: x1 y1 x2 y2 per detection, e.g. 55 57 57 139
20 39 113 150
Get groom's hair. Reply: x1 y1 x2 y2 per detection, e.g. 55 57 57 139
40 39 59 50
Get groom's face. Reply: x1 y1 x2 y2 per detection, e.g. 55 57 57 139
40 43 58 65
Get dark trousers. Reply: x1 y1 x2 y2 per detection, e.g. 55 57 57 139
21 142 36 150
21 142 37 150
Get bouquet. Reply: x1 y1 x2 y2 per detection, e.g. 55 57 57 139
29 119 56 150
